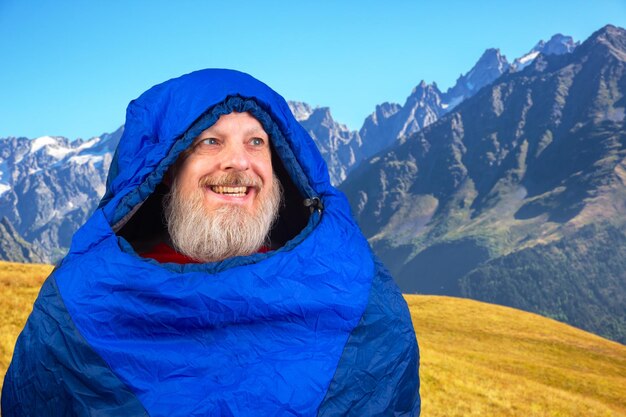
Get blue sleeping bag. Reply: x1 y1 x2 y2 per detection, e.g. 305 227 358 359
2 69 420 416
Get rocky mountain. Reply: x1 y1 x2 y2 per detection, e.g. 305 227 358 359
443 48 511 110
303 49 515 185
288 102 363 184
0 217 42 263
358 49 510 164
359 82 446 159
513 33 580 71
0 128 121 262
340 24 626 343
289 33 578 186
0 30 581 264
358 34 580 172
287 101 315 121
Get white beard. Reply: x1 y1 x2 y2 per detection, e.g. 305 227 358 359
163 174 282 262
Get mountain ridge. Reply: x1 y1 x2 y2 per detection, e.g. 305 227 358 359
2 26 623 346
340 24 626 343
0 26 591 264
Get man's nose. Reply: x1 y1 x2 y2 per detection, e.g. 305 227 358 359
220 143 250 171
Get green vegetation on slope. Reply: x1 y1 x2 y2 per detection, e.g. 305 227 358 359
460 221 626 344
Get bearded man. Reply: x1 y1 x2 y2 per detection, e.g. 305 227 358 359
2 69 420 417
155 111 283 263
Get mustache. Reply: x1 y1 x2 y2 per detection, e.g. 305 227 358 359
198 172 263 188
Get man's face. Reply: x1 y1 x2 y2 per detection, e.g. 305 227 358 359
164 111 282 262
176 111 275 215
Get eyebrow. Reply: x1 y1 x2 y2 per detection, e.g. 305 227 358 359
200 126 268 138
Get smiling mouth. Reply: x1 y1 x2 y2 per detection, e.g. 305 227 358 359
209 185 250 197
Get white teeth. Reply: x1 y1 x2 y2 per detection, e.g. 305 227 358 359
210 186 248 196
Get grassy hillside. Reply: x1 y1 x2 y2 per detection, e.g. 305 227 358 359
1 261 625 416
409 295 626 416
0 261 53 380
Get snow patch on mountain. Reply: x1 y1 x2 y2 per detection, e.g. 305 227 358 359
442 95 465 110
76 137 103 152
30 136 59 153
0 183 10 196
517 51 540 68
46 145 73 159
69 154 104 165
0 128 124 262
0 160 11 197
513 34 579 71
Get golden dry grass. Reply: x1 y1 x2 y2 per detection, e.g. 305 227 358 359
0 261 53 386
409 295 626 416
0 261 625 416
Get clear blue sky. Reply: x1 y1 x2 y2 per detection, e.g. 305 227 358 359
1 0 625 140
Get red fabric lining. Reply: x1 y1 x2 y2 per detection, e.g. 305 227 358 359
140 243 200 264
140 243 270 264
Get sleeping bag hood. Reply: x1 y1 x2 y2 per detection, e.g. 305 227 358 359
2 69 420 417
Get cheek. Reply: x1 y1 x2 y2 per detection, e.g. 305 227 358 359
260 168 274 186
178 155 211 180
175 163 202 191
255 154 274 183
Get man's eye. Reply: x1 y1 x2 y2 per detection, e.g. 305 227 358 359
250 137 265 146
201 138 219 146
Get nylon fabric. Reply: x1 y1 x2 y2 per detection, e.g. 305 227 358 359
2 68 420 416
1 277 149 417
54 202 373 416
317 259 420 416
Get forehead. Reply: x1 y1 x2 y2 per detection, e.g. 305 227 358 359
196 111 268 138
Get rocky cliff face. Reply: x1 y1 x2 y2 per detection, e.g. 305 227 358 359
0 217 42 263
444 48 511 110
357 34 580 171
359 82 445 159
288 102 363 184
2 25 623 344
0 128 121 262
0 28 582 263
340 25 626 343
512 33 579 71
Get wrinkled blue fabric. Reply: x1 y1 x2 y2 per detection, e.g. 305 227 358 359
2 69 420 416
2 275 150 417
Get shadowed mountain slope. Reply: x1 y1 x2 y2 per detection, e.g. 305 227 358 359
341 24 626 343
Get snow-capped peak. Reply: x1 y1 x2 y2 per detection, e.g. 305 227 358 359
513 34 579 71
30 136 60 153
288 101 316 122
541 34 579 55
